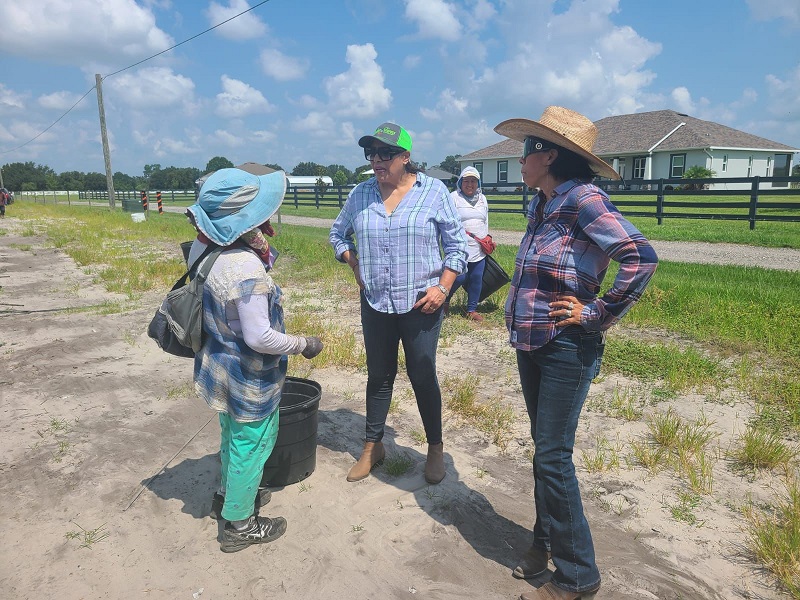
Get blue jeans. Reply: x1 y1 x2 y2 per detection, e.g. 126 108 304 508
516 327 605 593
448 258 486 313
360 294 444 444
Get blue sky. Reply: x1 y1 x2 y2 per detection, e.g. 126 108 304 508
1 0 798 178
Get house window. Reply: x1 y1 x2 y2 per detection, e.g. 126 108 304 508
472 162 483 180
747 156 753 177
722 155 728 172
670 154 686 178
617 158 626 180
773 153 791 187
633 157 646 179
497 160 508 183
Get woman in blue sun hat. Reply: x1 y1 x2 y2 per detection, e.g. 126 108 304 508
186 167 323 553
329 122 467 485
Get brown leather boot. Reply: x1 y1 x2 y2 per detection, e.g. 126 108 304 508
512 544 550 579
519 582 599 600
424 442 446 484
346 441 385 482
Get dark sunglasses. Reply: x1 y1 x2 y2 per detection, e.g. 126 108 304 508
364 146 405 162
523 136 553 158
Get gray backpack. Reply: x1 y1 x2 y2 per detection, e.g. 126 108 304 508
147 244 223 358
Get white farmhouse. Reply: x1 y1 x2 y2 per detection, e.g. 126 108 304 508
459 110 798 190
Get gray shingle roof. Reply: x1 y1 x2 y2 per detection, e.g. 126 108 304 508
461 110 797 160
460 138 522 160
593 110 798 155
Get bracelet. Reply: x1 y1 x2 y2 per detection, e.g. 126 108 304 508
435 283 449 295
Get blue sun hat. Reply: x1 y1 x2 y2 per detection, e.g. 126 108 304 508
186 168 286 246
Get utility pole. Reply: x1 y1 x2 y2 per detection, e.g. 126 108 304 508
95 74 116 208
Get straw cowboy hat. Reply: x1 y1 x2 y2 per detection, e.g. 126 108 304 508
494 106 620 180
187 168 286 246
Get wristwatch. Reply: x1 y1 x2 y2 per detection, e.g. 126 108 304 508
435 284 449 295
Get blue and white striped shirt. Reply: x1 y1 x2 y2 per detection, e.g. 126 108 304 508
330 173 468 314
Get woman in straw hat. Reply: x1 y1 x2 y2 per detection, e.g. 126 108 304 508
494 107 658 600
330 122 467 485
186 168 324 553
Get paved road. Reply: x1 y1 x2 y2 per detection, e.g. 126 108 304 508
273 213 800 272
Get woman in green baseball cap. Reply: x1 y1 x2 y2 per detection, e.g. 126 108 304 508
330 122 468 485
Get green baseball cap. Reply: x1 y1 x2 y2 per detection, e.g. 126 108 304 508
358 122 412 152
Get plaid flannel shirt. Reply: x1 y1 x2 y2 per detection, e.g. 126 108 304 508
505 179 658 351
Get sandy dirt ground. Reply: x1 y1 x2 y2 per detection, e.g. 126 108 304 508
0 218 790 599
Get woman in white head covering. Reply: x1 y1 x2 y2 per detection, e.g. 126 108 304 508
186 167 323 553
445 166 490 321
495 107 658 600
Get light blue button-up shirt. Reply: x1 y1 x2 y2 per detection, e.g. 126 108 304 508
330 173 468 314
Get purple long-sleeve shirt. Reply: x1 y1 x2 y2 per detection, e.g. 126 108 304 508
505 179 658 351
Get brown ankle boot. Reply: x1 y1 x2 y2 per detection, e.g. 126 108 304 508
346 441 385 482
424 442 446 484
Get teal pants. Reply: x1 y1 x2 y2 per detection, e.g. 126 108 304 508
219 410 279 521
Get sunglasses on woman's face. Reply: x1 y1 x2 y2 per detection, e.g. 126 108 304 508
364 146 405 162
523 137 552 158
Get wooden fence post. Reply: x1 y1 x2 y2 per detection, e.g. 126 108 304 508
749 176 760 230
656 179 664 225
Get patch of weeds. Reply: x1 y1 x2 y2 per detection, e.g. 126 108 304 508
52 440 71 462
297 482 311 494
443 376 516 452
10 243 32 251
603 339 726 393
423 487 441 501
650 386 677 403
475 465 489 479
628 439 668 475
349 522 365 533
383 453 414 477
65 522 109 548
166 382 194 401
744 475 800 597
588 386 644 421
663 491 704 527
729 425 798 471
409 429 427 446
685 451 715 495
581 435 621 473
21 226 36 237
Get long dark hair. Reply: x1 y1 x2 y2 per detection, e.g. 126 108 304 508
549 145 597 181
405 155 422 174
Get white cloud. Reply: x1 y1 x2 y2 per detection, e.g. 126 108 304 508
250 130 277 144
403 55 422 69
324 44 392 118
206 0 268 40
479 0 661 117
153 136 201 156
260 48 310 81
107 67 195 110
0 0 173 65
747 0 800 26
404 0 461 41
215 75 274 118
420 89 469 120
38 91 87 111
212 129 244 147
0 85 26 113
467 0 497 32
292 111 336 134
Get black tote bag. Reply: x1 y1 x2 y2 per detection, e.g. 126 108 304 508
479 254 511 303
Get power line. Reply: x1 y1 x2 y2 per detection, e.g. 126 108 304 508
1 0 273 157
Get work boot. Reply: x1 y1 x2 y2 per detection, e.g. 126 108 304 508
209 487 272 521
520 582 600 600
424 442 446 484
466 311 484 322
512 544 551 579
220 515 287 553
346 441 385 482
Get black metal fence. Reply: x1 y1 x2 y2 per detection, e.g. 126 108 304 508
21 175 800 229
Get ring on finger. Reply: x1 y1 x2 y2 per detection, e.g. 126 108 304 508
566 309 573 318
568 301 574 310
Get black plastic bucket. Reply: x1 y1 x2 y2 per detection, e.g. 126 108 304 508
261 376 321 487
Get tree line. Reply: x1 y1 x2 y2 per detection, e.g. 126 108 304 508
0 154 465 192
